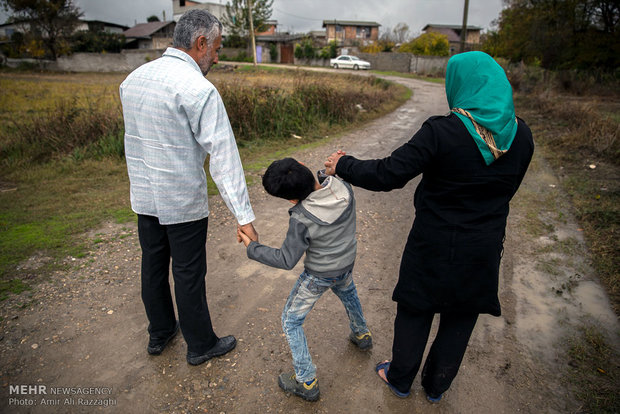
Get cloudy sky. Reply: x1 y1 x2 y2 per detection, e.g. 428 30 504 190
2 0 506 35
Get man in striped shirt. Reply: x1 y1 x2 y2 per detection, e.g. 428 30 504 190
119 9 257 365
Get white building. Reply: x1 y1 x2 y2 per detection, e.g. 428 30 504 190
172 0 229 36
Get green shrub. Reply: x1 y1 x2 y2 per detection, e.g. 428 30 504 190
399 33 449 56
318 40 338 59
294 38 316 59
223 33 247 48
269 43 278 61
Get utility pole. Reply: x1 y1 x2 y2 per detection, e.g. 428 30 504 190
459 0 470 53
247 0 257 66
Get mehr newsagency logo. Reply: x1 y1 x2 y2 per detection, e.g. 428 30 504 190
8 384 117 408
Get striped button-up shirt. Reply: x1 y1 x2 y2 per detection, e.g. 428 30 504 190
120 48 255 225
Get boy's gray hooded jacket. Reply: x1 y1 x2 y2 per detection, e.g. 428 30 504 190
247 176 356 277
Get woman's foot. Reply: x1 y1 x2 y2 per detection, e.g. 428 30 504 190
375 360 410 398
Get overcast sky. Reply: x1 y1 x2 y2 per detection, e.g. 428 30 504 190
2 0 506 35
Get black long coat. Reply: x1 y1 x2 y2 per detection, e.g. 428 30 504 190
336 114 534 316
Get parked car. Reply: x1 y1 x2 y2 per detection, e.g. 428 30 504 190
330 55 371 70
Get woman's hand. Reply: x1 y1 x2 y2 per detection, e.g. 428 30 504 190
325 150 346 175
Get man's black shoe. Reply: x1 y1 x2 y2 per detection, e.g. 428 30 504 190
147 321 179 355
186 335 236 365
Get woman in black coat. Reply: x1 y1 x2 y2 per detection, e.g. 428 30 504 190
324 52 534 402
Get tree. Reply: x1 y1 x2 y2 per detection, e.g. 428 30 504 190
318 40 338 59
294 37 315 59
367 22 410 52
482 0 620 70
146 15 160 22
70 31 125 53
0 0 83 60
392 22 410 44
360 39 395 53
379 22 411 45
222 33 246 48
399 32 449 56
222 0 273 38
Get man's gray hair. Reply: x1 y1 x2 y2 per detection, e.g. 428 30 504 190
173 9 222 49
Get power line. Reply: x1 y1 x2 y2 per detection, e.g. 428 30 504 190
273 7 323 21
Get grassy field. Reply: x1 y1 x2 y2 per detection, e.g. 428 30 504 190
0 66 410 299
515 88 620 414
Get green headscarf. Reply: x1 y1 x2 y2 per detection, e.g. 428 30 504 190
446 51 517 165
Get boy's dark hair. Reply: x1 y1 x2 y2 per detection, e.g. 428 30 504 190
262 158 316 201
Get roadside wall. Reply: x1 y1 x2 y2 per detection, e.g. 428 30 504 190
4 50 449 76
5 50 166 73
293 57 329 67
359 52 448 76
294 52 448 76
55 50 165 72
409 55 449 76
358 52 411 73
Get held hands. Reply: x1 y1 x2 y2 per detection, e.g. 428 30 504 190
324 150 346 176
237 222 258 247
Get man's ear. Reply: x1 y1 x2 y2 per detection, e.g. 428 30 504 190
196 35 207 51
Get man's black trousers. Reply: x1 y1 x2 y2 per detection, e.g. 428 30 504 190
138 214 218 354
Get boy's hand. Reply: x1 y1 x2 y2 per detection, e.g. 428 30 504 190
237 223 258 241
237 223 258 247
324 150 346 175
237 228 253 247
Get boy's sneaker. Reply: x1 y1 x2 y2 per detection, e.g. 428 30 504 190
277 372 320 402
349 331 373 350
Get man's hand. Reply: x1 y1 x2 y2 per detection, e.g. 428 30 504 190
237 228 253 247
237 222 258 246
324 150 346 176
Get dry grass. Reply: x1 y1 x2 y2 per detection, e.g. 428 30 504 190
0 72 125 122
522 93 620 161
517 92 619 313
566 327 620 413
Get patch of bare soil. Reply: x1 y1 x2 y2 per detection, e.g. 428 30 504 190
1 75 618 413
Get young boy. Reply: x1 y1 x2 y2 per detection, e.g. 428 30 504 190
237 157 372 402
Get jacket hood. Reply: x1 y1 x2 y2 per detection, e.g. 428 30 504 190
299 176 352 225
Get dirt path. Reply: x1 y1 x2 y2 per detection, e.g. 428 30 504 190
1 75 618 414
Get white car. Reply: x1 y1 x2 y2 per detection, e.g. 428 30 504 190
330 55 371 70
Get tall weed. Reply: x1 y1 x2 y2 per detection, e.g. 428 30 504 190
520 94 619 164
0 95 123 167
503 60 620 96
219 72 398 143
1 70 400 165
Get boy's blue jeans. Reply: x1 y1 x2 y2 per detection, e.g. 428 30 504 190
281 269 369 383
